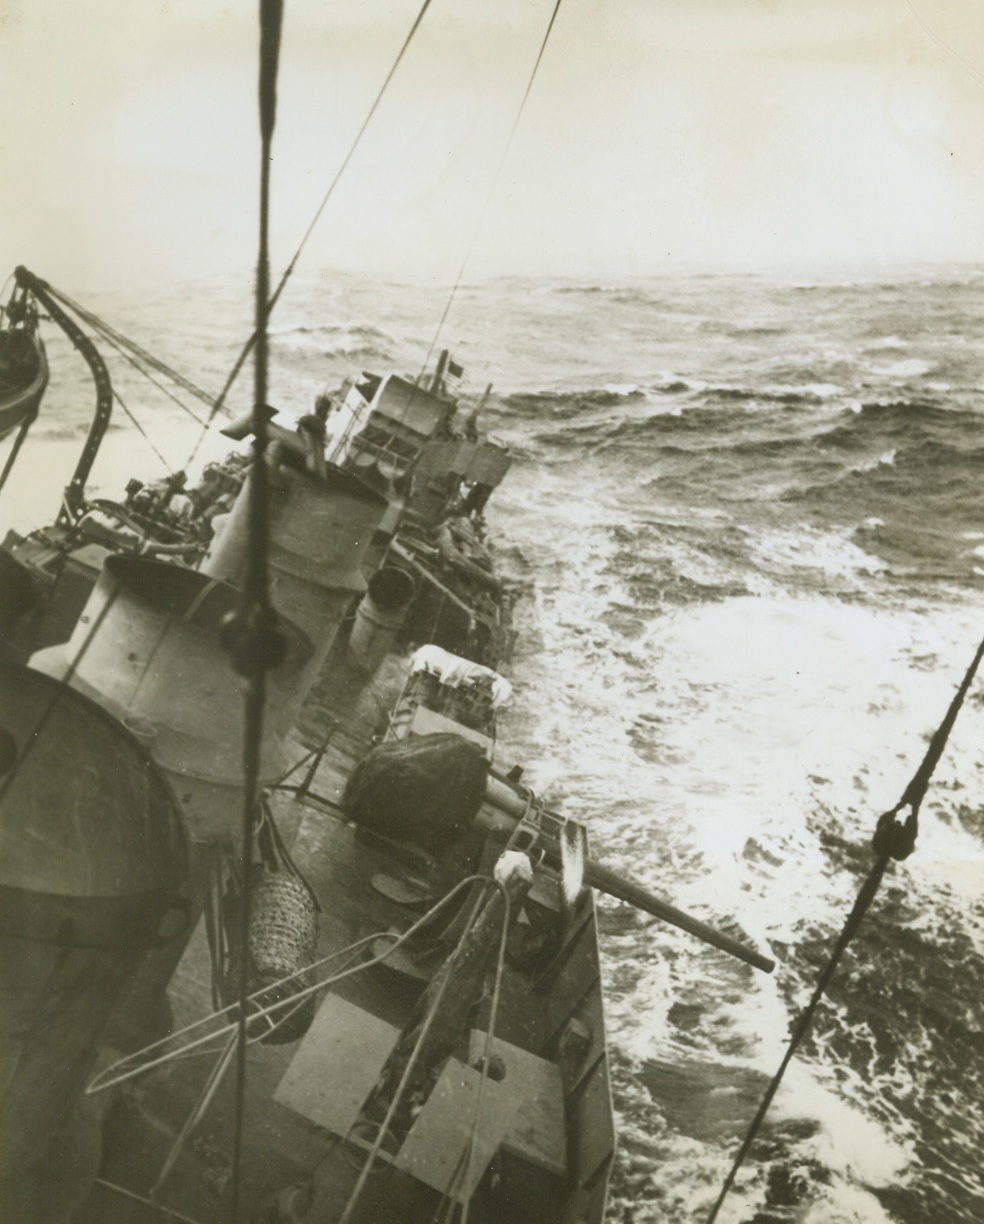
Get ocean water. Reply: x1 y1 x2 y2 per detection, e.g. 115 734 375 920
4 265 984 1223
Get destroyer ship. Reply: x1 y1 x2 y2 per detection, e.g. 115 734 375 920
0 265 774 1224
0 1 785 1217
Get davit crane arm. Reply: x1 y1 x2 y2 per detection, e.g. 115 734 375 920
14 266 113 525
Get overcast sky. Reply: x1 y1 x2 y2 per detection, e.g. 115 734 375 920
2 0 984 286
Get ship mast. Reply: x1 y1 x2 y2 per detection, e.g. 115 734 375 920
224 3 287 1219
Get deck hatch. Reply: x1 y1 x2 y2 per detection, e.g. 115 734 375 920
274 992 399 1136
393 1058 519 1202
467 1030 568 1177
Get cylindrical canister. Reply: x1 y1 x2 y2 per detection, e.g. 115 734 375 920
348 565 416 675
30 555 312 841
203 461 388 660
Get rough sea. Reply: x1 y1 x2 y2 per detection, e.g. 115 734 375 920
4 265 984 1224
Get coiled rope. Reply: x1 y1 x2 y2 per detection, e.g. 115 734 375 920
707 629 984 1223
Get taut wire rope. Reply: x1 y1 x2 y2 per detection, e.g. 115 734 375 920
707 628 984 1223
184 0 436 467
449 884 513 1224
336 877 507 1224
388 0 565 442
85 324 211 428
110 385 174 473
43 281 216 416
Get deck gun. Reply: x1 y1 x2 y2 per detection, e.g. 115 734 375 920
480 768 776 975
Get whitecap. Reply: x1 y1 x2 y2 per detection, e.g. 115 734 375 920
775 1069 914 1184
851 449 896 473
759 382 844 400
863 336 908 351
872 357 935 379
749 525 888 580
806 1181 908 1224
801 382 843 398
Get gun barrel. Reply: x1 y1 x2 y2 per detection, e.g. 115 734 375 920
482 772 775 975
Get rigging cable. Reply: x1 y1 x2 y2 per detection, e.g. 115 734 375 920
43 283 218 413
400 0 565 425
85 324 211 429
707 628 984 1224
452 882 513 1224
336 879 501 1224
904 1 984 88
185 0 436 466
225 2 287 1221
95 1178 206 1224
0 584 119 811
110 386 174 473
87 874 495 1096
0 278 188 810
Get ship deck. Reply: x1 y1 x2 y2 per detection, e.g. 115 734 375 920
76 713 616 1224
